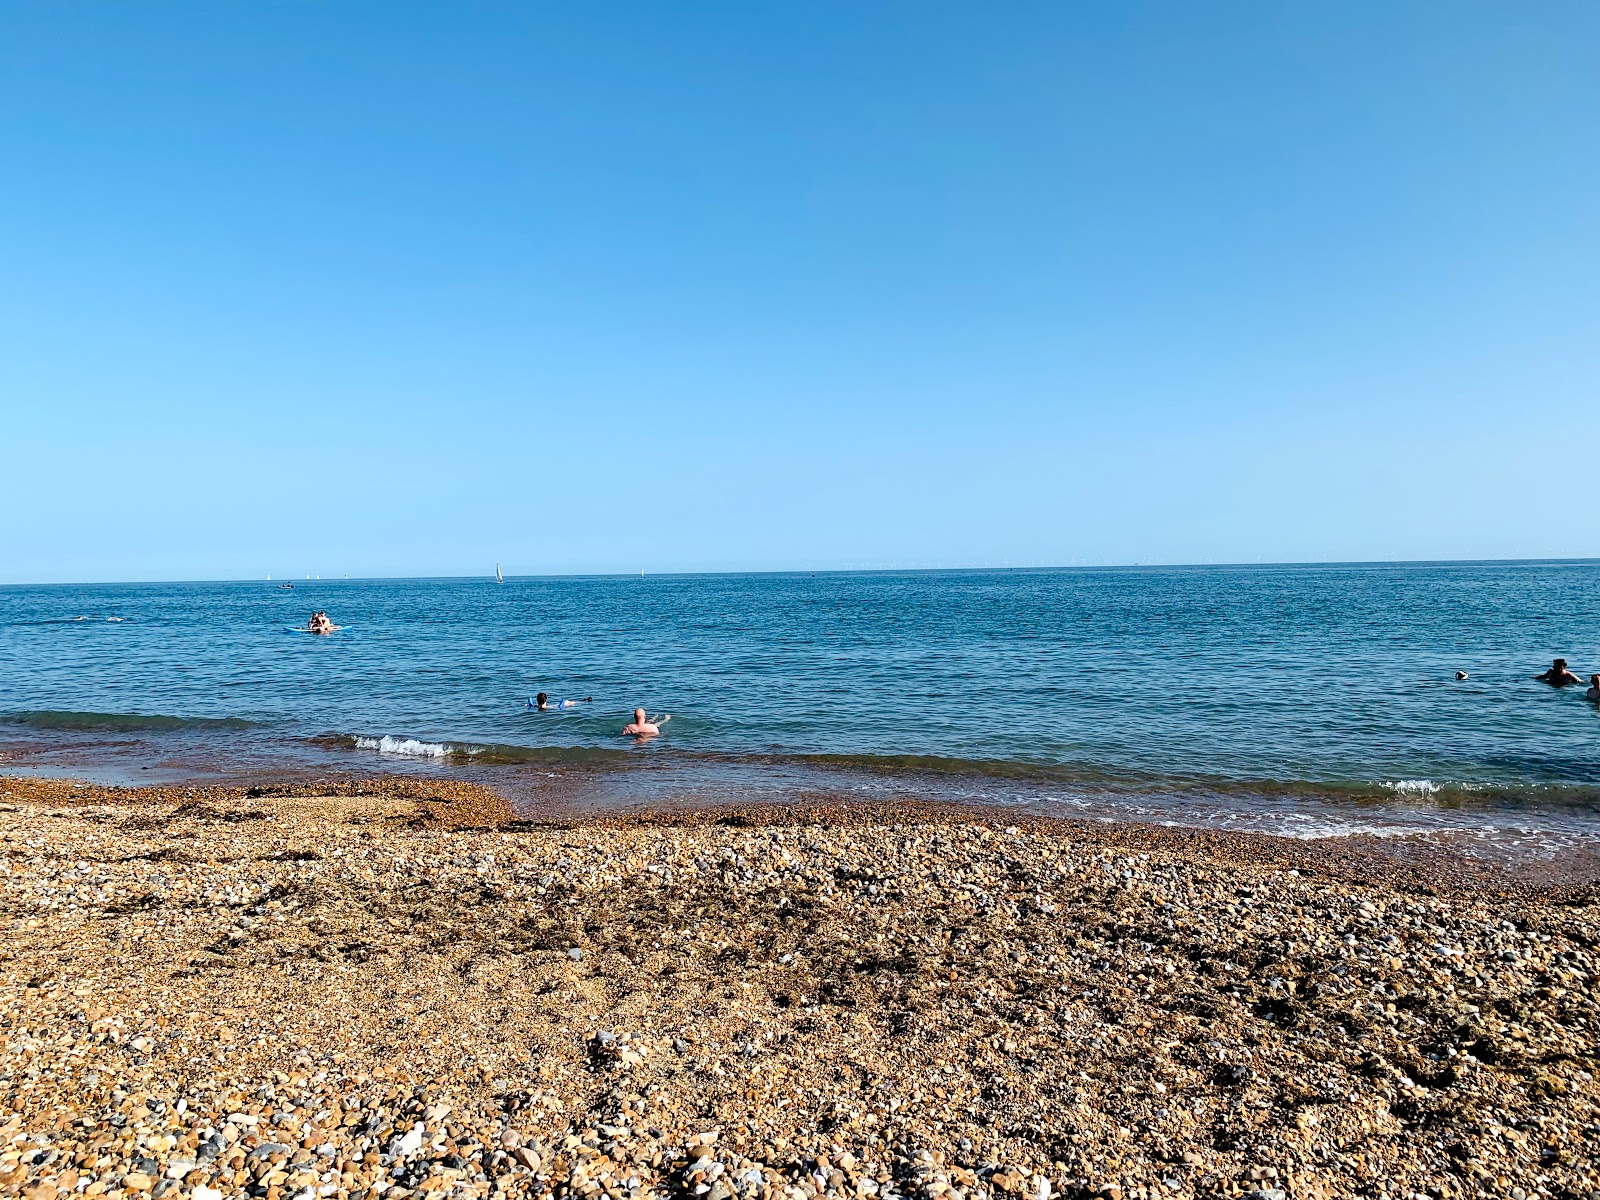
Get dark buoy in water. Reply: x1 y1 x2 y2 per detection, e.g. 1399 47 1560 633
1456 671 1469 680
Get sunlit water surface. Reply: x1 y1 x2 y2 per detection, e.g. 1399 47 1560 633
4 563 1599 870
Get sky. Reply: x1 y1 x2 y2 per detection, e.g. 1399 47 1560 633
2 2 1597 583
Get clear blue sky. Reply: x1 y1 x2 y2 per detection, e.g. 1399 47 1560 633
3 2 1597 583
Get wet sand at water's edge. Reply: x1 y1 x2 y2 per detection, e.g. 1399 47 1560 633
1 775 1596 1200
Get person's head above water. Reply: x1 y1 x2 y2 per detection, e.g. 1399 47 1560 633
621 707 660 737
1555 658 1569 670
536 692 548 709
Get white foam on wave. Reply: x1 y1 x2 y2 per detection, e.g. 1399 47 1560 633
1239 811 1437 841
1383 778 1438 796
355 735 450 758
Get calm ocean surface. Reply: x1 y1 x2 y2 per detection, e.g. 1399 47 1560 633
4 563 1599 858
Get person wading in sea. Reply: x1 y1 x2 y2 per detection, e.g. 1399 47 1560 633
1536 658 1583 687
621 708 661 738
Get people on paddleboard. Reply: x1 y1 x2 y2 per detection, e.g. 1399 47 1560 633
621 707 667 738
1536 658 1582 687
308 611 335 635
530 692 593 711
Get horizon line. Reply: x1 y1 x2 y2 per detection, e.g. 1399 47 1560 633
5 555 1599 588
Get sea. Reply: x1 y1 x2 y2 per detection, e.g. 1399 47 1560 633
3 562 1599 871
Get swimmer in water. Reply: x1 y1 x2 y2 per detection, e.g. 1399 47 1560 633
1588 675 1600 703
1536 658 1582 687
529 693 594 711
621 707 665 737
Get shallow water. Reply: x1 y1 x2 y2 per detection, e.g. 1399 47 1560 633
3 563 1600 861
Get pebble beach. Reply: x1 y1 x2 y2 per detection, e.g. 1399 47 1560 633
1 775 1596 1200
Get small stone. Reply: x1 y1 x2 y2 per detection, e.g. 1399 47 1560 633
568 948 584 961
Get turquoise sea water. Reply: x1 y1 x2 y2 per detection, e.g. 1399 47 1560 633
3 563 1599 855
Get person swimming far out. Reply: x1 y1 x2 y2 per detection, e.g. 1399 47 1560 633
621 707 670 738
1588 675 1600 703
1536 658 1583 687
529 693 594 711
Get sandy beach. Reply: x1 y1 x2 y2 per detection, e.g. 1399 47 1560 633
1 775 1595 1200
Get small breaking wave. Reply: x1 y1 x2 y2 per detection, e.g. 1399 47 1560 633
2 710 256 732
1383 779 1439 796
353 735 451 758
318 734 630 766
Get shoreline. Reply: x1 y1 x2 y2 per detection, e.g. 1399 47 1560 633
4 772 1598 894
9 722 1600 888
2 774 1597 1200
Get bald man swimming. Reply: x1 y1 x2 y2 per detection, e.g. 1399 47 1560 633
621 708 662 738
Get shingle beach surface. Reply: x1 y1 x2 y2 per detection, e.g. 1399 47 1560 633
1 776 1596 1200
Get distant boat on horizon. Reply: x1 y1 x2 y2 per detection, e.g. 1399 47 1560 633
278 583 294 589
496 564 504 585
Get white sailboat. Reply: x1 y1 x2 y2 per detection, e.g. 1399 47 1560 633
496 564 505 585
